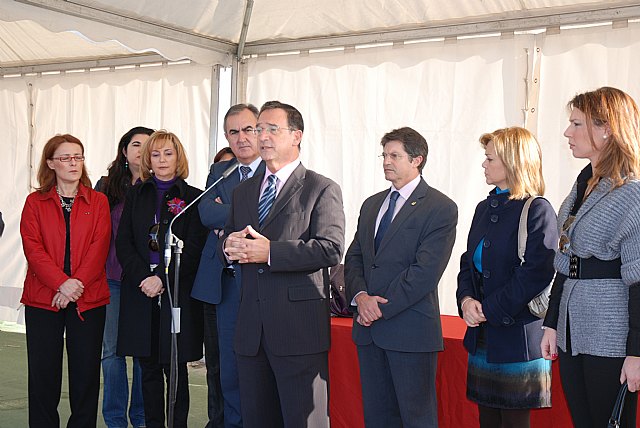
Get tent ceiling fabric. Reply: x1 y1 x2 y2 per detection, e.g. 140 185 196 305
2 0 640 70
0 20 136 67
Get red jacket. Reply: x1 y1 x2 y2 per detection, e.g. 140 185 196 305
20 184 111 314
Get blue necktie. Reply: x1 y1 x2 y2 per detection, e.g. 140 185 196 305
239 166 251 182
258 175 278 227
375 191 399 252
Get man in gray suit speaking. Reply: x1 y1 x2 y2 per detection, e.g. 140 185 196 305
346 127 457 428
221 101 345 428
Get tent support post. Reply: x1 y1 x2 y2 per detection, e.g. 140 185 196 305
236 0 255 60
209 65 221 162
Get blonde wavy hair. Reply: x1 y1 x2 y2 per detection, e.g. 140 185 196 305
140 130 189 181
480 127 545 200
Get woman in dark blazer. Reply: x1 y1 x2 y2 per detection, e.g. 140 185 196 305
116 130 207 428
456 127 558 428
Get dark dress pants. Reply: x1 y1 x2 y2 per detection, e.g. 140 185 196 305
236 335 329 428
217 271 243 428
203 302 224 428
559 348 637 428
357 342 438 428
25 304 106 428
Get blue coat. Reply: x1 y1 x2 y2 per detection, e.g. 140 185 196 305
191 159 265 304
456 190 558 363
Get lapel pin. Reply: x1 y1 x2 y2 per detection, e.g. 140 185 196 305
411 201 417 206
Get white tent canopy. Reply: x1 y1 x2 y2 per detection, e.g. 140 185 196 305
2 0 640 323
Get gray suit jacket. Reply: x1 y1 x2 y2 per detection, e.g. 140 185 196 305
219 163 345 356
345 178 458 352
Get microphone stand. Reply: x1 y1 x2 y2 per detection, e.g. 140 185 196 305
163 160 239 428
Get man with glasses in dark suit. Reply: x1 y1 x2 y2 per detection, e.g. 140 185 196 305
221 101 345 428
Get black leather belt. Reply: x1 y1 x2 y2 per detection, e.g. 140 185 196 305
569 255 622 279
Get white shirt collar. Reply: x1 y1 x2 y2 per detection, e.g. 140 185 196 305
390 174 421 200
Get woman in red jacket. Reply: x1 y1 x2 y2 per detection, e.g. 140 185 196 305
20 134 111 428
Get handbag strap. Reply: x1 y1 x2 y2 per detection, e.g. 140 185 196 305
517 196 541 266
609 381 628 427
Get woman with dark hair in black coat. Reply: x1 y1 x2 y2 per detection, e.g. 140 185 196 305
96 126 153 428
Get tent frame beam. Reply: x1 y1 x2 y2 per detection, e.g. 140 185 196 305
242 5 640 55
1 53 174 76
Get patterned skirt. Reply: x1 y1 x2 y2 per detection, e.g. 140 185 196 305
467 335 552 409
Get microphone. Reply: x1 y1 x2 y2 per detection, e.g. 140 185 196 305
164 160 240 270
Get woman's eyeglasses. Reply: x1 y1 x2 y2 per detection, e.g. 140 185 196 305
51 155 85 162
148 223 160 252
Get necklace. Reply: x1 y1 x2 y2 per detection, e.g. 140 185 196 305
56 186 78 213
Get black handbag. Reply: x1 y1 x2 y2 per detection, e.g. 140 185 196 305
329 264 352 317
608 381 628 428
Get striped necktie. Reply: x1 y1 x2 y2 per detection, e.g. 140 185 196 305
258 174 278 227
239 166 251 182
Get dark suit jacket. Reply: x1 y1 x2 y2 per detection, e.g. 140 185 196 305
456 191 557 363
192 159 265 304
116 178 207 363
345 179 458 352
219 163 345 357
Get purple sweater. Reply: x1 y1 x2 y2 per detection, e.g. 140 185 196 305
106 201 125 280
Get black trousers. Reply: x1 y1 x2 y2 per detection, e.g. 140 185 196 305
25 304 106 428
139 299 190 428
139 358 190 428
478 405 530 428
559 336 638 428
203 302 224 428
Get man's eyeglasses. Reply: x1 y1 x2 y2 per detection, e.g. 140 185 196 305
255 125 295 135
227 126 257 136
379 153 406 161
148 223 160 252
51 155 85 162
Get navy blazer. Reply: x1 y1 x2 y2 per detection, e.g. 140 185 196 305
191 159 265 304
345 179 458 353
456 190 558 363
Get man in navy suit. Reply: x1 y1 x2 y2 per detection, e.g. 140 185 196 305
345 127 457 428
192 104 263 428
222 101 344 428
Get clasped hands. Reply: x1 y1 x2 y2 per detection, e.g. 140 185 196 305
461 297 486 327
355 293 388 327
140 275 164 298
51 278 84 309
224 225 270 264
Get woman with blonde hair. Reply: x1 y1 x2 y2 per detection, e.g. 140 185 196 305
541 87 640 427
116 130 207 428
457 127 558 427
20 134 111 427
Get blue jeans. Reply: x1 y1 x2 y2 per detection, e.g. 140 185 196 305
102 279 145 428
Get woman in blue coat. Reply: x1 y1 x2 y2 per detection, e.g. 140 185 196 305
456 127 558 428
